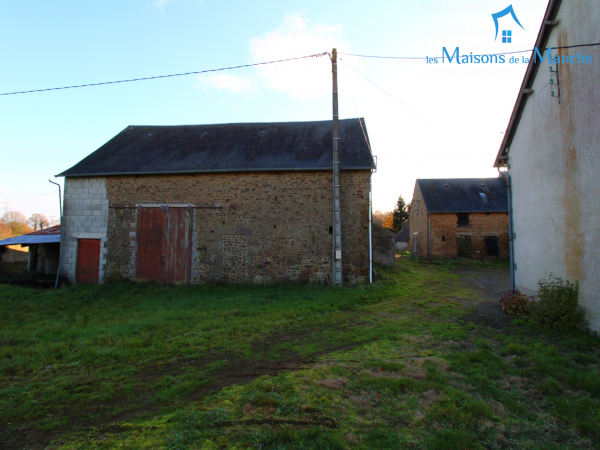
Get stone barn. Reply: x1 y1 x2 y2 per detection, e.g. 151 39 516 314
409 178 509 260
56 119 376 285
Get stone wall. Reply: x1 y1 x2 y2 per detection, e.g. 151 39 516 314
102 170 371 285
372 225 395 267
409 182 428 257
409 181 509 260
430 212 509 260
1 245 28 263
59 178 109 282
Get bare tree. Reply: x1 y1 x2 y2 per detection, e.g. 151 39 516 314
0 221 10 240
1 211 31 236
372 209 393 228
28 213 50 231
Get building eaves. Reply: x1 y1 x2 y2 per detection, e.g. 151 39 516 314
494 0 563 167
0 225 61 246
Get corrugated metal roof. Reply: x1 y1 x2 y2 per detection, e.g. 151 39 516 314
417 178 508 213
57 118 376 177
0 225 61 246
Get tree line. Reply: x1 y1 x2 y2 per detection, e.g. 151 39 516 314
0 211 57 240
372 195 410 233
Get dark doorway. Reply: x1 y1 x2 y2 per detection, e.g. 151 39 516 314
457 235 472 258
484 236 499 258
136 207 192 284
77 239 101 284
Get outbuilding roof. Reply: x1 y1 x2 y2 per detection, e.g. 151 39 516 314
395 228 410 242
0 225 61 246
57 119 375 177
417 178 508 213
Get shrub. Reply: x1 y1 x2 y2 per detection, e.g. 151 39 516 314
499 290 531 315
529 276 583 331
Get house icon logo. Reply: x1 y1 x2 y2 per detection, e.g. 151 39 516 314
492 5 524 43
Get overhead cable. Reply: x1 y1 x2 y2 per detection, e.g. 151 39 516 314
0 52 328 97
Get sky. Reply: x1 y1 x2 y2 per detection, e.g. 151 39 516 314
0 0 549 221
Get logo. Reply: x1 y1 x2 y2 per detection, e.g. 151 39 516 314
491 5 524 43
425 4 594 66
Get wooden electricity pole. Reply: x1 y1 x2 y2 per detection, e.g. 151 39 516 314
331 48 342 286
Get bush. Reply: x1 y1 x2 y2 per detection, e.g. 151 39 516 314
499 290 531 315
529 275 583 331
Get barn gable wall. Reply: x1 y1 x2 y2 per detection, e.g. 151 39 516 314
102 170 371 285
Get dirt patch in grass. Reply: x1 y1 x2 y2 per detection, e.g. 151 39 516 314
0 325 364 450
453 267 513 328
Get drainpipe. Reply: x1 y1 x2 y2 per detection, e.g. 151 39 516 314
498 168 515 292
428 213 432 262
49 179 62 289
368 179 373 283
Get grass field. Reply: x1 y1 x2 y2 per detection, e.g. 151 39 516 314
0 256 598 449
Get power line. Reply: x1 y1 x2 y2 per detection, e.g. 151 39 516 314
0 52 328 97
340 42 600 60
341 58 426 123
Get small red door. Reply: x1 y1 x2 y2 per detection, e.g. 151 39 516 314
77 239 101 284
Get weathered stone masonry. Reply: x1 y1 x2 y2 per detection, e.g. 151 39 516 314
409 181 509 260
103 170 371 284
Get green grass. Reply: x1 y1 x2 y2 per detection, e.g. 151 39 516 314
0 256 599 449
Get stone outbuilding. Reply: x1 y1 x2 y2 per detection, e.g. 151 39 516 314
409 178 509 260
56 119 376 285
493 0 600 331
395 228 410 250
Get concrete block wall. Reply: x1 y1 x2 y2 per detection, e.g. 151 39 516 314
59 177 109 283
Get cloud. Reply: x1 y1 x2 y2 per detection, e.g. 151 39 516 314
195 14 350 99
249 14 347 98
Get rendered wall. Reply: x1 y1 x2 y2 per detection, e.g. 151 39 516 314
507 0 600 330
102 170 371 285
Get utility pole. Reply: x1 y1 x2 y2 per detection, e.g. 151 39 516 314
331 48 342 286
0 201 13 215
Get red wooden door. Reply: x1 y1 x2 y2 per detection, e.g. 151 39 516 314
136 207 192 284
77 239 101 284
162 207 192 284
136 208 165 282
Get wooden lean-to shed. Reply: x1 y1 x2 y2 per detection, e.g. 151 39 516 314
56 119 376 285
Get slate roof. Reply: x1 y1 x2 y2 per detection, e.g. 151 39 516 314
395 228 410 242
57 119 375 177
0 225 61 246
417 178 508 213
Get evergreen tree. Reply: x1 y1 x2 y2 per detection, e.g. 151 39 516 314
391 195 410 232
